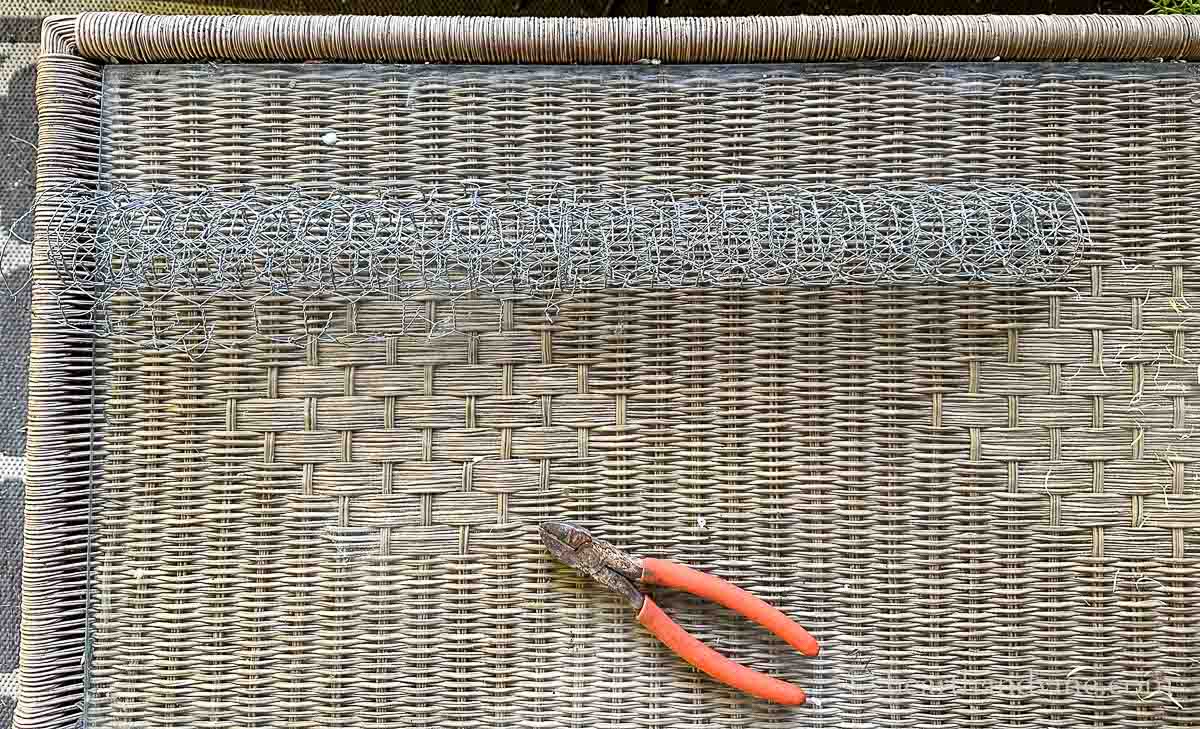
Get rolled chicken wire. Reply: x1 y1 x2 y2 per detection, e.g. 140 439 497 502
13 181 1087 353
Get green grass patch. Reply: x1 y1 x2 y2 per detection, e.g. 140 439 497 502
1152 0 1200 13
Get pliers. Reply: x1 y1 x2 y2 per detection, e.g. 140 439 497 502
539 521 819 705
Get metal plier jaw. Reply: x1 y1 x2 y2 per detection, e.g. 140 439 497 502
539 521 819 706
539 520 646 608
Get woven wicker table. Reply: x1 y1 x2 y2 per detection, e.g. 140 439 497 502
25 12 1200 729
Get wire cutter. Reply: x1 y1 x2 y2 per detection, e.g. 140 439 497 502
540 521 819 705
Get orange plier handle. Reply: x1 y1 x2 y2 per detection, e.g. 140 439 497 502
636 558 818 705
539 521 819 705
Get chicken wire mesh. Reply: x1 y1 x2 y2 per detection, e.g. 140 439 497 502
10 181 1086 356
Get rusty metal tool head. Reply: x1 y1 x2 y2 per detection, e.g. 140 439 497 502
538 521 645 608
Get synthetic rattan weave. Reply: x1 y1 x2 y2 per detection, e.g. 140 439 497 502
26 13 1200 729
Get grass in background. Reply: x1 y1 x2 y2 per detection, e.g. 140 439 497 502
1152 0 1200 12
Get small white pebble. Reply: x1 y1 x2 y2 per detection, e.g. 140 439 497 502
697 516 708 530
321 131 339 145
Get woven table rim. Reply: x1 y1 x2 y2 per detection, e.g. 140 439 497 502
70 12 1200 63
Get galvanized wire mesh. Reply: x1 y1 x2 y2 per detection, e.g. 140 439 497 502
12 181 1086 354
